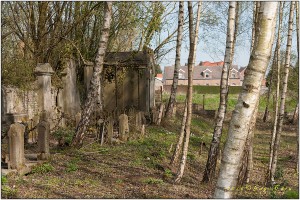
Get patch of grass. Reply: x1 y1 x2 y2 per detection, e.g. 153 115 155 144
274 166 284 179
187 153 196 161
66 162 78 172
1 175 8 185
142 177 164 185
32 163 55 174
1 185 17 199
282 190 299 199
164 169 173 178
116 179 123 184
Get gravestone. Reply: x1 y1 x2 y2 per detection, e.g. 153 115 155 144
75 112 81 127
34 63 54 128
106 117 114 144
119 114 129 141
37 111 50 160
8 123 26 170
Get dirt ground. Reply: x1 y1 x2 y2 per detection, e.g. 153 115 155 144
1 112 298 199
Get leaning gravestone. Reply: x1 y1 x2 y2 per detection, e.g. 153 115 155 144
8 123 26 170
37 111 50 160
119 114 129 141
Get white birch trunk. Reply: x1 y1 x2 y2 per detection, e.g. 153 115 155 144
72 2 112 147
203 2 236 183
269 1 295 184
267 1 283 183
214 2 278 198
165 2 184 118
174 1 201 183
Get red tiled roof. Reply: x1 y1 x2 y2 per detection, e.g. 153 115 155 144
156 74 163 78
200 61 224 67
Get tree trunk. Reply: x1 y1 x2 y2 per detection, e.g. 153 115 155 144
269 1 295 185
237 101 259 185
71 2 112 148
267 2 284 184
170 100 187 166
174 1 201 183
202 2 236 183
214 2 278 198
165 2 184 118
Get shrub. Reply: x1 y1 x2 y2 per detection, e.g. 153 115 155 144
53 127 75 146
66 162 78 172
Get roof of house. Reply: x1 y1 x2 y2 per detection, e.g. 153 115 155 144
163 64 240 80
156 74 163 79
200 61 224 67
239 66 246 72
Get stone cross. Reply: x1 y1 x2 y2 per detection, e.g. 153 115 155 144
8 123 26 170
37 111 50 160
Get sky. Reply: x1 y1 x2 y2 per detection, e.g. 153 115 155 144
157 2 298 74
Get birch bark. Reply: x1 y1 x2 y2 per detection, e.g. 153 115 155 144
269 1 295 184
165 2 184 118
214 2 278 198
174 1 201 183
203 2 236 183
71 2 112 147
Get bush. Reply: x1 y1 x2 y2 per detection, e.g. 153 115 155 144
53 127 75 146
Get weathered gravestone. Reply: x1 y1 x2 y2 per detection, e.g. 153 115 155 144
37 111 50 160
106 117 114 144
8 123 26 170
119 114 129 141
75 112 81 127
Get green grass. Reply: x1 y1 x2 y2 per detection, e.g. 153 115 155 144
163 91 296 112
31 163 55 174
142 177 164 185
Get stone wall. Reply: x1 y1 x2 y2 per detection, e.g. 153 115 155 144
2 59 81 125
1 85 57 122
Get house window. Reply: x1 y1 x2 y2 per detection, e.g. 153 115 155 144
205 73 210 78
231 72 236 78
179 72 185 79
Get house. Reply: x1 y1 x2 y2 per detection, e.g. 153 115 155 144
163 61 241 87
155 74 163 91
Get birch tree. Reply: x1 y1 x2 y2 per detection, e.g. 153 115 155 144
202 2 236 183
267 2 284 184
174 1 201 183
71 2 112 147
269 1 295 184
165 2 184 118
214 2 278 198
